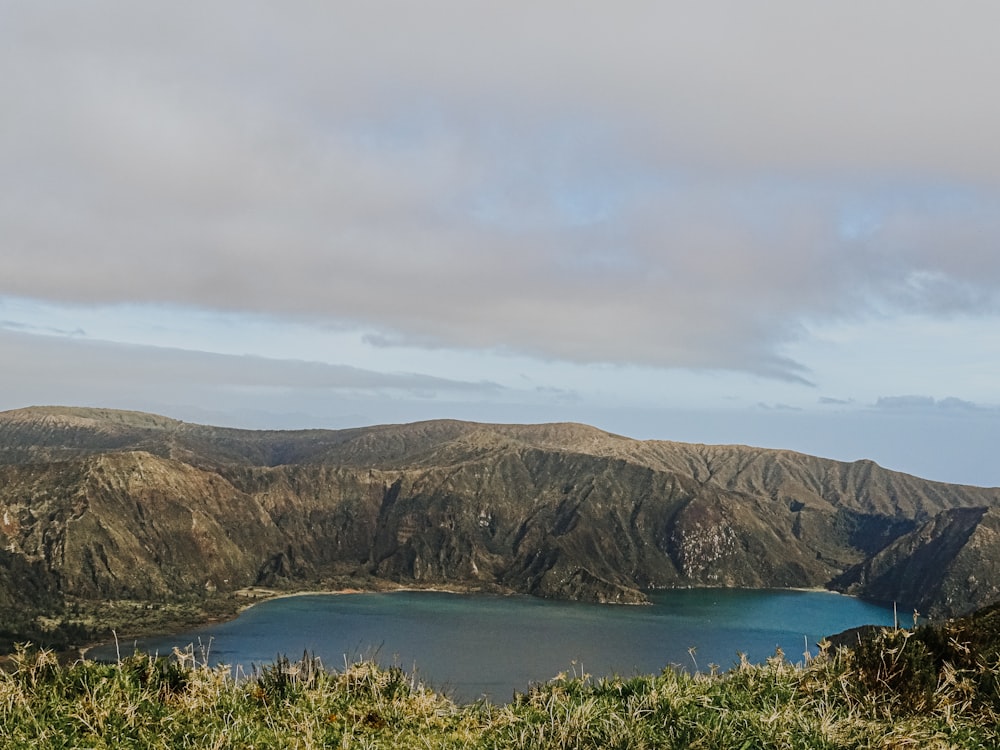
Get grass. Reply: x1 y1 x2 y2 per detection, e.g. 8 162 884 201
1 625 999 749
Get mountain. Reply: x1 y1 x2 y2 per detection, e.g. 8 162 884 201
1 405 998 642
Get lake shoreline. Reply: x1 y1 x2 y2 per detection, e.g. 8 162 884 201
82 587 899 702
229 582 499 619
75 580 506 662
75 581 883 667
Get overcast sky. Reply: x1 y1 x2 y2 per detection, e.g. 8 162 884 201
3 2 999 486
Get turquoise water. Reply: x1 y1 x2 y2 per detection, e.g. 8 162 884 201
91 589 895 702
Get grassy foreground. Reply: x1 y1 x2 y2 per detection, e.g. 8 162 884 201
2 625 999 749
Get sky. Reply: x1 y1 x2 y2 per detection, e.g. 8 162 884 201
2 2 999 486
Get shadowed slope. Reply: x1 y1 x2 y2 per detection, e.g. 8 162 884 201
1 405 998 638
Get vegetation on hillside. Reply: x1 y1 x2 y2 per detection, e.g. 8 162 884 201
0 591 256 655
3 612 1000 749
5 405 1000 626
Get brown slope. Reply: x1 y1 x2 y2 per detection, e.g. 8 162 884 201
833 507 1000 618
358 446 846 598
0 452 283 598
2 406 1000 624
5 406 998 520
0 406 365 468
307 418 1000 521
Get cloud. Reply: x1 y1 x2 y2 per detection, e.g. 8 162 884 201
874 395 988 412
819 397 854 406
1 319 86 338
756 402 803 412
3 2 1000 380
0 329 501 403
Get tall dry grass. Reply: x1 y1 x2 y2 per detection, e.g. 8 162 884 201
1 625 998 748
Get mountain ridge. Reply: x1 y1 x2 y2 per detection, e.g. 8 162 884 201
1 405 998 648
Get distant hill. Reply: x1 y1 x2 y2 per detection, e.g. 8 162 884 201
2 405 998 642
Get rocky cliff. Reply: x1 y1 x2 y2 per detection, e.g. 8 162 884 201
1 406 998 634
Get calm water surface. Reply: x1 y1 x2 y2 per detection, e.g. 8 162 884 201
92 589 894 702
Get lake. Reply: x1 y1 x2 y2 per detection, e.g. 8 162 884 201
90 589 896 702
